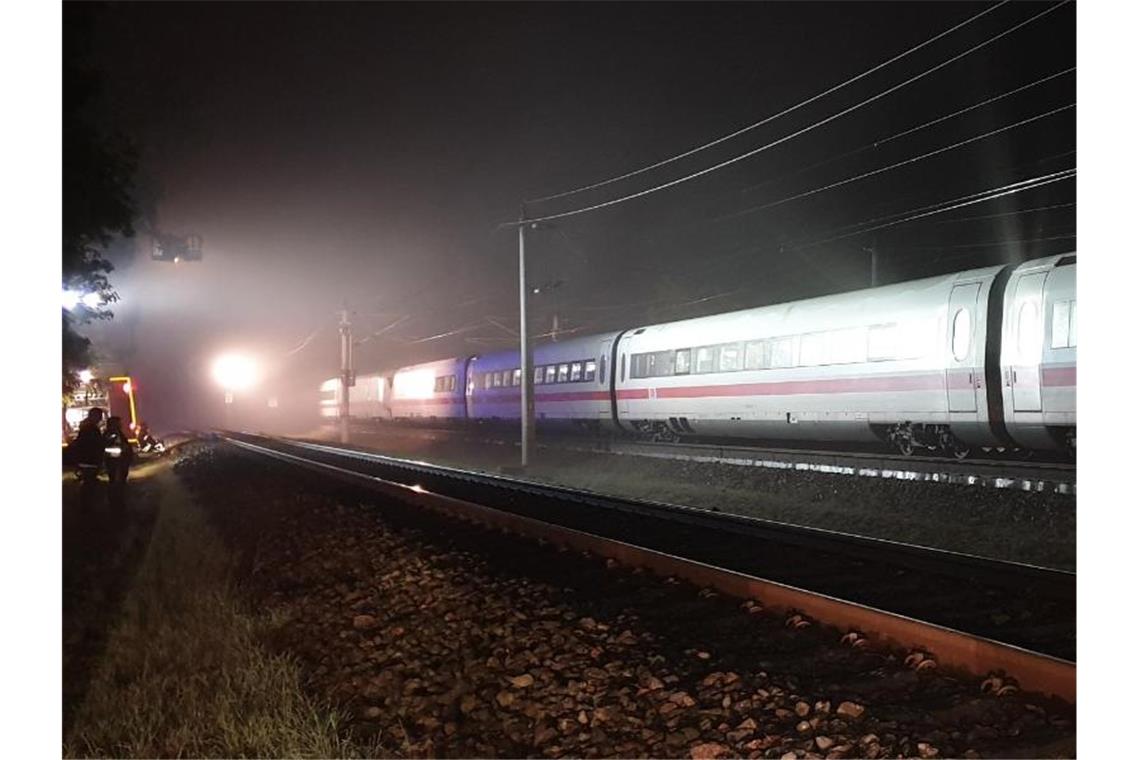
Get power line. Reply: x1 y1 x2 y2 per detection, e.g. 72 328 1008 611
510 0 1070 226
733 66 1074 200
715 102 1074 223
933 201 1074 224
788 169 1076 251
525 1 1011 205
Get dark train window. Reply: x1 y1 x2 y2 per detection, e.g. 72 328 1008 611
584 359 597 382
570 362 582 382
599 355 606 384
620 354 625 382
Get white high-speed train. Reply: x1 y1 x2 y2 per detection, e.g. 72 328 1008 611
321 254 1076 456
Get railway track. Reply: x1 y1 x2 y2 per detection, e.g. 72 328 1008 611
223 432 1075 703
339 422 1077 494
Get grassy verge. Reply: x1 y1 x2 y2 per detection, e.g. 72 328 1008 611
64 460 367 758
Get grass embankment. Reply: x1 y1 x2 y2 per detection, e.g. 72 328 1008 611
64 460 365 758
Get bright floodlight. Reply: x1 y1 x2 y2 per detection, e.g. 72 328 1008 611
212 353 259 391
78 369 94 384
63 289 105 311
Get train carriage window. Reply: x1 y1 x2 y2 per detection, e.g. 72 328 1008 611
1017 301 1042 360
534 367 544 384
799 333 825 366
545 365 557 384
599 355 607 384
695 346 719 373
484 373 493 390
650 350 675 377
719 343 743 372
828 328 867 364
493 372 503 388
952 309 972 361
570 362 582 382
512 368 521 386
584 359 597 382
1068 301 1076 347
675 348 692 375
620 354 626 382
557 364 570 383
770 337 795 368
1051 301 1071 349
867 324 897 361
744 341 766 370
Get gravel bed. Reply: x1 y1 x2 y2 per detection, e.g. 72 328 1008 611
324 426 1076 571
178 444 1075 758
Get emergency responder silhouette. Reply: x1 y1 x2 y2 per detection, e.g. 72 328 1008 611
103 416 134 510
71 408 105 511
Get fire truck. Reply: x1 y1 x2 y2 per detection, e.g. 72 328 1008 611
62 373 140 444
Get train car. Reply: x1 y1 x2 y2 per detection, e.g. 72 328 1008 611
389 357 469 422
1000 253 1076 451
318 377 342 420
534 331 622 431
612 263 1015 456
465 332 622 430
466 349 519 421
348 372 392 421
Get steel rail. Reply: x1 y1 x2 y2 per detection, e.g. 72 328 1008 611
338 422 1076 493
223 434 1076 704
284 435 1072 595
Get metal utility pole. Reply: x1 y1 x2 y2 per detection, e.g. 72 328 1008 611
338 305 354 443
518 214 534 468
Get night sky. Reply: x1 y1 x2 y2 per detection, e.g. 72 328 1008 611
72 1 1076 431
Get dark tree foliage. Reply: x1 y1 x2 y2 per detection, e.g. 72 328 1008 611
62 3 138 394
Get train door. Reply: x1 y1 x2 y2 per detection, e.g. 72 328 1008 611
597 334 614 421
1010 272 1047 412
946 284 981 413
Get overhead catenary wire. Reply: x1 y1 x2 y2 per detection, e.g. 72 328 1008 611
714 102 1074 223
787 169 1076 251
733 66 1075 199
506 0 1071 227
526 0 1011 205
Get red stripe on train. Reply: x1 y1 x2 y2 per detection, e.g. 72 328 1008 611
648 373 946 400
1041 365 1076 388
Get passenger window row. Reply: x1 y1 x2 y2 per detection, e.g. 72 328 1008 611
473 358 599 391
629 324 925 379
534 359 597 385
432 375 458 393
